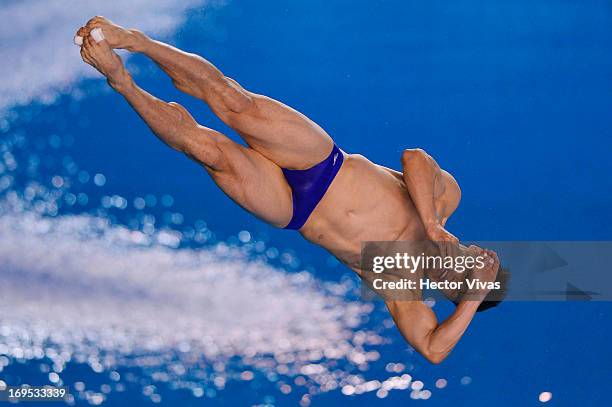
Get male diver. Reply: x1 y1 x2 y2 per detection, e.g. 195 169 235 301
75 17 505 364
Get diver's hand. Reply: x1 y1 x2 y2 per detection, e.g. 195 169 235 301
465 246 499 300
426 223 459 258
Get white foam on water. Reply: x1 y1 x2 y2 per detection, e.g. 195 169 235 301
0 195 390 399
0 202 369 360
0 0 209 112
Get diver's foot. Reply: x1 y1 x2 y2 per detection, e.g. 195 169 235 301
76 16 142 52
79 33 132 91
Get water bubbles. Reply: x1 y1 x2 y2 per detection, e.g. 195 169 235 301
420 389 432 399
385 362 405 373
3 152 17 171
62 156 78 174
0 356 9 368
78 171 90 183
51 175 64 188
376 388 388 398
169 212 184 225
411 380 424 390
161 194 174 207
460 376 472 385
101 196 112 208
341 385 355 396
435 378 447 389
77 192 88 206
64 193 77 205
93 173 106 186
86 392 105 405
110 195 128 209
144 194 157 207
238 230 251 243
241 371 255 381
48 372 60 384
48 135 62 149
266 247 279 259
133 197 146 210
0 175 14 191
539 391 553 403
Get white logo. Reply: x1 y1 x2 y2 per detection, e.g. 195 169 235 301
333 153 339 165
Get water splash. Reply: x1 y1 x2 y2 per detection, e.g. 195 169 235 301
0 196 383 395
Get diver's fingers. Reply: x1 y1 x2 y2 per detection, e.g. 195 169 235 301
488 249 499 265
450 239 460 260
441 241 450 261
437 241 445 259
465 244 479 256
480 248 489 264
483 249 495 266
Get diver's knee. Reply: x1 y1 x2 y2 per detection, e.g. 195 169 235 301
222 77 253 114
168 101 197 126
183 127 228 171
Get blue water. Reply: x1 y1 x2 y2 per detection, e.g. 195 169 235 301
1 1 611 405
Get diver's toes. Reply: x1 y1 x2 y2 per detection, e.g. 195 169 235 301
77 26 89 37
90 28 106 44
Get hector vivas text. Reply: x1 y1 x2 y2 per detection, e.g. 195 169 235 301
370 251 501 292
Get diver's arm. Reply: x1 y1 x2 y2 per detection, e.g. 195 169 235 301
386 248 499 364
401 149 457 244
385 299 480 364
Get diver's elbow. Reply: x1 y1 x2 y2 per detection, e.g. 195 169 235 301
401 148 428 168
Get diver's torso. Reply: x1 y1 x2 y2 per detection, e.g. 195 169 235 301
300 152 427 273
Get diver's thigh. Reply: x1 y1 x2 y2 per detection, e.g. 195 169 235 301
206 142 293 228
227 92 334 170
